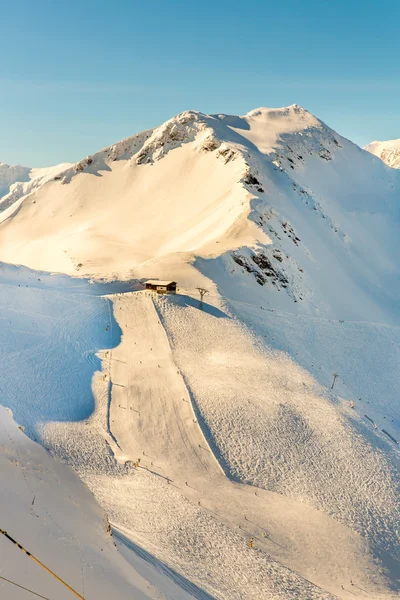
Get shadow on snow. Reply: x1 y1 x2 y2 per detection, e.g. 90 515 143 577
0 263 139 440
113 528 217 600
169 294 229 319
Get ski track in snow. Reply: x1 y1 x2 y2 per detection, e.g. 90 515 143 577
37 292 337 599
0 264 399 598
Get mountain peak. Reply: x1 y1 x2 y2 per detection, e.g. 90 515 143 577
205 105 333 157
245 104 318 123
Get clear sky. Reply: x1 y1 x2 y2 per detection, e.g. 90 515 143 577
1 0 400 166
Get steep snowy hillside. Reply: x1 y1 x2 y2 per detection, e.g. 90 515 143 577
0 162 31 197
365 139 400 169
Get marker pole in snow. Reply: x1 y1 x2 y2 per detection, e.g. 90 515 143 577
331 372 338 389
0 529 85 599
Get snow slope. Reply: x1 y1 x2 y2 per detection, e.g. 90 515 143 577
365 139 400 168
2 271 397 599
0 114 249 275
0 259 398 597
1 105 400 599
0 263 221 600
157 290 400 555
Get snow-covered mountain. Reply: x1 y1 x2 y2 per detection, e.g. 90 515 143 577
1 106 400 599
0 105 399 323
0 161 72 209
365 138 400 168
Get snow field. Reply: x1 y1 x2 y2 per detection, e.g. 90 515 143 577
90 292 399 598
0 274 120 440
155 294 400 562
0 267 198 599
224 300 400 443
40 290 392 599
92 470 338 600
0 267 397 598
108 292 221 479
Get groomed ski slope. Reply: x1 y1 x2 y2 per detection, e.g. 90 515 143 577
42 289 398 600
0 264 399 599
0 264 210 600
106 292 400 599
157 289 400 554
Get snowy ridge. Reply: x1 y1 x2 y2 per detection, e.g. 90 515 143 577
0 161 72 211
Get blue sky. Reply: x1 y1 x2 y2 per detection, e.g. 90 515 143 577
1 0 400 166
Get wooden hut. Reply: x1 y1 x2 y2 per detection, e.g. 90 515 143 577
144 280 177 294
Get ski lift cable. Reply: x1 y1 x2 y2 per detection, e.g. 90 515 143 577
0 528 85 599
0 573 51 599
